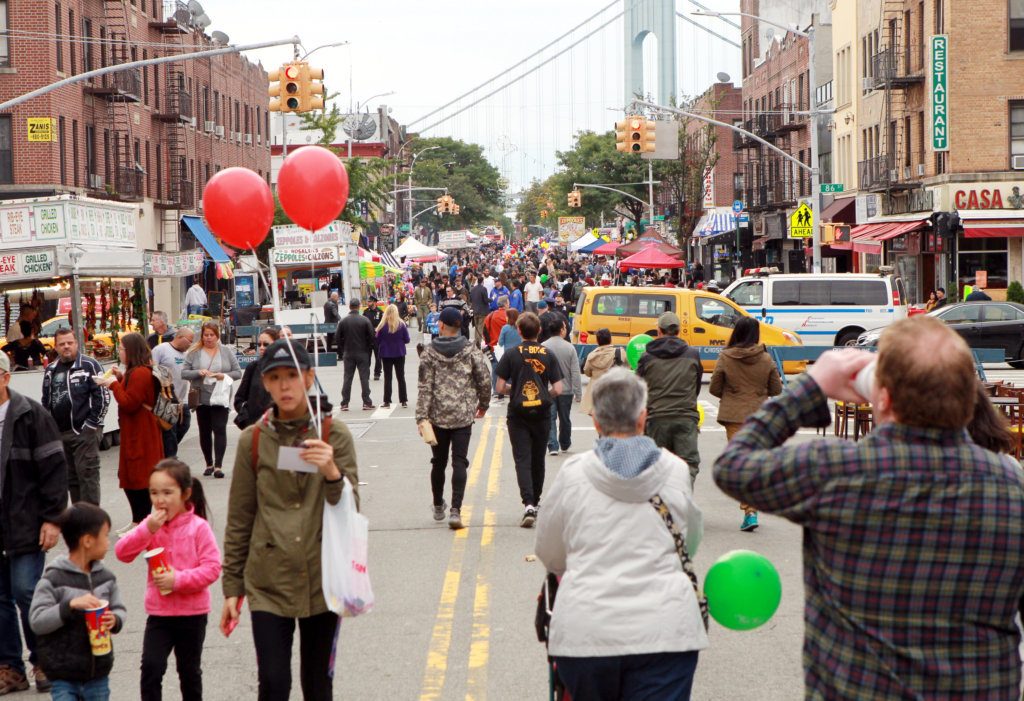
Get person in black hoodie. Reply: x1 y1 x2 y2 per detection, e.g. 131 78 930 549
234 328 280 428
635 311 703 485
363 297 384 381
469 274 491 344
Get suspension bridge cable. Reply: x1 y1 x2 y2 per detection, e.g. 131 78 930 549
676 12 741 48
416 6 628 134
684 0 743 30
408 0 619 127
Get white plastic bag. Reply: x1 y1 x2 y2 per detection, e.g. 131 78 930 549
209 376 233 407
322 477 374 617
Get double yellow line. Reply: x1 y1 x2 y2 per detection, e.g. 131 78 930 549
419 416 505 701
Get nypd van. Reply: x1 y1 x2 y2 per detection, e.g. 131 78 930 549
722 269 908 347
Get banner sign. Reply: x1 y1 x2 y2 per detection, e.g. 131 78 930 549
27 118 55 142
557 216 586 244
272 221 352 248
0 249 55 282
271 246 339 265
143 249 205 277
930 35 949 151
703 167 715 209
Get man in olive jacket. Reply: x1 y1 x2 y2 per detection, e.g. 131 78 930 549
636 311 703 484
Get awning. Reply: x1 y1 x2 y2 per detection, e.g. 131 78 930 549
752 236 770 251
963 218 1024 238
874 219 928 241
700 228 738 246
821 196 856 223
699 212 736 237
182 216 231 264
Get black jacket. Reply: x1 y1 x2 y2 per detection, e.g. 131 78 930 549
41 354 109 435
0 390 68 555
470 284 491 316
323 298 340 324
363 305 383 330
233 360 273 429
336 310 376 358
636 336 702 421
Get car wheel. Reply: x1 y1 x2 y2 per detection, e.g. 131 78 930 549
836 330 862 347
1009 344 1024 369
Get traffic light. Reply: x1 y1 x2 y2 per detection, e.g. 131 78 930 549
268 63 301 112
642 119 656 152
437 196 447 214
615 119 628 152
627 116 645 153
452 203 460 215
300 63 325 112
568 190 581 207
541 209 548 218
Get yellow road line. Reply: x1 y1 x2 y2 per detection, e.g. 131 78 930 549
419 417 492 701
466 426 504 701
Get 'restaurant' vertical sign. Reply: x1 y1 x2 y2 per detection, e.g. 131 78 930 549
930 35 949 151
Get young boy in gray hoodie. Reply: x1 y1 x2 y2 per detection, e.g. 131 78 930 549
29 503 127 700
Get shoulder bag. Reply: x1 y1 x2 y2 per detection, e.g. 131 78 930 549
188 350 215 409
650 494 709 630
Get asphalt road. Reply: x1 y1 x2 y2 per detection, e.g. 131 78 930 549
9 341 1023 700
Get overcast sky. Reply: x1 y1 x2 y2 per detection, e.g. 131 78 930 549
199 0 743 190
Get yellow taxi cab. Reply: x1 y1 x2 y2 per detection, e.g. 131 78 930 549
572 286 805 372
33 315 141 351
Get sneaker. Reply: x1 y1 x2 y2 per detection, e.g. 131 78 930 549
363 404 376 410
520 505 537 528
203 467 214 476
548 449 559 456
448 508 463 530
340 404 349 412
741 513 759 532
432 500 448 521
381 403 391 409
0 665 29 694
32 665 51 692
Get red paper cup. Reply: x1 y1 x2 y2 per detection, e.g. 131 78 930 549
144 547 172 596
83 600 111 656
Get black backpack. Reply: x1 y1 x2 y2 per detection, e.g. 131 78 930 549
509 344 553 419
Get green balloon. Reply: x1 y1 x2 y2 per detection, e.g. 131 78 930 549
704 550 782 631
625 334 653 370
541 274 548 283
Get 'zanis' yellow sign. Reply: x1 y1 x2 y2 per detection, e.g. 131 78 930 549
27 118 56 142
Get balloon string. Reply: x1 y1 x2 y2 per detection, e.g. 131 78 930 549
248 247 274 304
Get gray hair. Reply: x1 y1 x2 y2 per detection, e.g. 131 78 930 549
591 368 648 435
152 311 168 325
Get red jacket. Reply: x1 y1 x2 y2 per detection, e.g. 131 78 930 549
110 365 164 489
484 309 507 348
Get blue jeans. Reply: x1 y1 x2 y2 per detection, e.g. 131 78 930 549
186 305 204 317
553 651 699 701
50 677 110 700
548 394 573 452
0 550 46 672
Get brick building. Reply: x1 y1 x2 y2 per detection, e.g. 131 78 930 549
0 0 271 315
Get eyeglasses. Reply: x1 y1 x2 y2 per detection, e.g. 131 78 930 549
257 342 271 348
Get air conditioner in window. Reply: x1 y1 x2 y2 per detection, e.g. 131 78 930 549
917 164 926 176
889 169 899 182
862 77 875 92
1012 155 1024 171
188 117 196 128
256 135 262 144
88 174 104 189
214 125 224 137
904 166 912 180
244 133 252 144
204 120 215 133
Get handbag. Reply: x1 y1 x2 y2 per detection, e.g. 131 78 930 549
188 350 215 409
322 477 374 617
650 494 710 631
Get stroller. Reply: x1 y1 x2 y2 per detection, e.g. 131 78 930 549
535 573 571 701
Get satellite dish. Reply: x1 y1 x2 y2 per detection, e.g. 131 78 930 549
193 13 211 28
187 0 205 15
342 113 377 141
716 72 731 83
764 28 777 41
211 31 229 44
173 8 190 25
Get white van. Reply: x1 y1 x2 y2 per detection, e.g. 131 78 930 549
722 270 908 347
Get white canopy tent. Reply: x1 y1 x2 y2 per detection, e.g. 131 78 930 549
569 231 599 251
392 238 442 260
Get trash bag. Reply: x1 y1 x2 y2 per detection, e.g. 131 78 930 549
322 477 374 617
209 376 233 408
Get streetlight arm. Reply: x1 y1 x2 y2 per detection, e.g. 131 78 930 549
390 187 449 195
634 100 811 173
300 41 350 61
692 10 808 38
573 183 653 206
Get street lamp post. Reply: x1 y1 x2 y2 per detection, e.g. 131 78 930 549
408 146 440 240
694 10 824 274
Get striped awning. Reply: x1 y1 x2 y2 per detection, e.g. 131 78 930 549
700 212 736 236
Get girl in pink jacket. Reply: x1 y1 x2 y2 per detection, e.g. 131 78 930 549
115 458 221 701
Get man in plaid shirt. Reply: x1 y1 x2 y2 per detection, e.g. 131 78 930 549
714 316 1024 699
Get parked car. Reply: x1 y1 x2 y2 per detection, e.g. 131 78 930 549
856 301 1024 368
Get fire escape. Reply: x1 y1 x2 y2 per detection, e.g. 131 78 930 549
83 0 143 200
739 102 805 217
151 1 195 250
858 0 926 193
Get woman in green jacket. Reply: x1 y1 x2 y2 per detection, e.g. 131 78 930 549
220 339 358 701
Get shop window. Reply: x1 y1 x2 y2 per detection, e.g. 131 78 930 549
1011 101 1024 164
1012 0 1024 51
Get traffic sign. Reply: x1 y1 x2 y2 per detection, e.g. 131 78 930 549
821 183 844 193
732 200 743 214
653 215 665 221
399 224 410 232
790 203 813 238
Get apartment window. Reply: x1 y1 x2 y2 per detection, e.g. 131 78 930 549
134 139 140 173
59 117 66 185
155 144 162 199
153 64 159 111
214 91 219 124
103 129 110 184
72 120 79 187
256 107 261 137
145 141 150 197
0 1 9 66
202 87 209 123
98 27 106 68
0 116 11 183
141 50 148 104
935 0 944 33
85 125 95 182
1012 0 1024 51
68 9 76 75
904 116 912 166
1012 101 1024 163
936 151 947 175
918 112 926 170
205 162 210 187
55 4 63 72
83 19 92 72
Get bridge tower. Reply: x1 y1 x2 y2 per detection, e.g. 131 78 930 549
623 0 677 106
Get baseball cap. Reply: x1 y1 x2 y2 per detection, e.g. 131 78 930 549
260 339 312 374
658 311 681 331
537 299 549 310
438 307 462 327
0 353 8 373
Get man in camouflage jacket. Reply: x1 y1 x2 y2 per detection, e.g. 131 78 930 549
416 307 491 529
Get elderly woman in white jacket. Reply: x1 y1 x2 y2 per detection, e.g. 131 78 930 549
535 367 708 701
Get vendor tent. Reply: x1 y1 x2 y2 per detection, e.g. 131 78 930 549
591 241 621 256
392 238 440 260
578 237 605 253
615 239 684 259
619 247 688 270
569 231 599 251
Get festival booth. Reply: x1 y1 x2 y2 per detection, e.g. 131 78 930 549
392 237 443 261
570 231 600 251
618 247 688 270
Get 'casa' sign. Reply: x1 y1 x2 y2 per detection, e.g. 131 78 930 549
954 186 1024 210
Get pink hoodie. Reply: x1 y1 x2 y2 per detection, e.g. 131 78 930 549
115 506 222 616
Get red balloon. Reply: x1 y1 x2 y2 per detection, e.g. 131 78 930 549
277 145 349 231
202 167 274 249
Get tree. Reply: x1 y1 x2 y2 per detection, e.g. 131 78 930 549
655 96 721 252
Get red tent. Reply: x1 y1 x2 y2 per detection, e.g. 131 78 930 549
591 241 620 255
619 246 688 270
